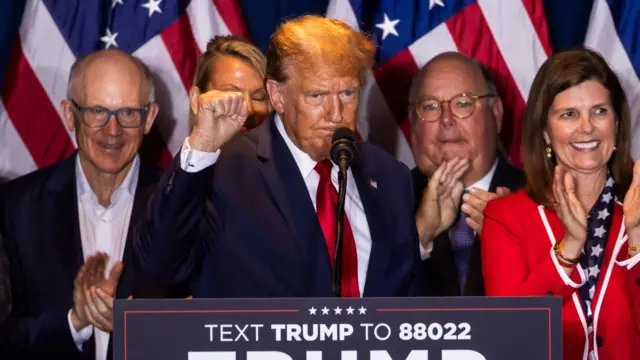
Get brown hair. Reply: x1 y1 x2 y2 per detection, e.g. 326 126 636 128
522 47 632 206
265 15 375 84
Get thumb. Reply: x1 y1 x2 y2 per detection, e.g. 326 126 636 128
496 187 511 197
106 262 124 295
632 160 640 185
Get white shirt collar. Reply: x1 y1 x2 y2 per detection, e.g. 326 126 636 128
274 113 320 179
466 158 498 192
75 153 140 209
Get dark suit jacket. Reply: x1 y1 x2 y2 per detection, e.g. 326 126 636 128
0 232 9 325
412 155 525 296
0 153 181 360
136 116 425 298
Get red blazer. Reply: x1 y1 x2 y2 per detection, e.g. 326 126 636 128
482 190 640 360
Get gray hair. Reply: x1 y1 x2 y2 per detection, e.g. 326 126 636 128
66 49 156 103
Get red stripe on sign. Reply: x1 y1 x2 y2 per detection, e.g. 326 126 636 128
161 12 202 91
521 0 553 56
372 49 418 146
446 3 527 168
212 0 250 38
2 40 75 169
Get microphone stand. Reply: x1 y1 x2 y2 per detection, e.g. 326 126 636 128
332 156 349 298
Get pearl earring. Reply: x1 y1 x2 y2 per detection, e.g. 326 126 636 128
545 145 552 158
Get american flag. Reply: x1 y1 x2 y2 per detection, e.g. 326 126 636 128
1 0 640 181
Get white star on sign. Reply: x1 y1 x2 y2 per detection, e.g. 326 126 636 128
601 192 613 203
142 0 163 17
321 307 330 315
591 244 603 257
112 0 123 8
588 265 600 278
100 28 118 48
334 307 342 315
597 208 610 220
308 307 317 315
346 306 355 315
429 0 445 9
376 13 400 41
594 225 606 238
358 306 367 315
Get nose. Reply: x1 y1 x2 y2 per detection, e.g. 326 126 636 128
440 101 455 127
244 93 255 116
103 113 123 135
581 113 595 133
328 94 343 124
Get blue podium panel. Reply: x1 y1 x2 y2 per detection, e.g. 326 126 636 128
114 297 562 360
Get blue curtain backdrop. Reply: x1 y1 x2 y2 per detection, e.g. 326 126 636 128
0 0 593 92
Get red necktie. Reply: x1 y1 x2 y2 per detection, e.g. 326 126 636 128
314 159 360 297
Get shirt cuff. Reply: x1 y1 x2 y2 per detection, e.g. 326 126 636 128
419 241 433 261
179 137 221 173
67 309 93 350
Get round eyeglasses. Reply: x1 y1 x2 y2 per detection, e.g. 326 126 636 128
411 93 497 122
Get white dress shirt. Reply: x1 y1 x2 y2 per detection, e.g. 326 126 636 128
419 159 498 259
67 155 139 360
179 114 372 295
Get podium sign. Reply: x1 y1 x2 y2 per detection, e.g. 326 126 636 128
114 297 562 360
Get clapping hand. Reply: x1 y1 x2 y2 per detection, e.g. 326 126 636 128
624 160 640 253
461 186 511 234
552 165 588 259
81 253 123 332
416 157 470 248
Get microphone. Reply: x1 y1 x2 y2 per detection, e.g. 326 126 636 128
329 128 357 298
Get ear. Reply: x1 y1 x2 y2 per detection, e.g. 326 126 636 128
491 96 504 134
188 86 200 116
61 99 76 132
143 102 159 135
543 130 551 145
266 79 285 114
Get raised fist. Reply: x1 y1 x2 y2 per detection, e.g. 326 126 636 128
188 90 249 152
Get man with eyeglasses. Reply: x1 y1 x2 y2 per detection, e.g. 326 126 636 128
410 52 525 297
0 49 184 360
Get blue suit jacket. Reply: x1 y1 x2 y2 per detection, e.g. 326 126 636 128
136 116 425 298
0 153 183 360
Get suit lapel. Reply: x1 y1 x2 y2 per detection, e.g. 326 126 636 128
256 118 331 294
47 154 84 286
352 147 394 296
116 161 158 299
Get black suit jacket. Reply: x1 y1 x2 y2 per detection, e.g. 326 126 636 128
412 155 525 296
136 116 426 298
0 153 181 360
0 232 9 325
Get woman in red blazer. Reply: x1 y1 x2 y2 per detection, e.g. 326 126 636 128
481 48 640 360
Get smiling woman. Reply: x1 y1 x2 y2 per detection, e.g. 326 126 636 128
480 47 640 360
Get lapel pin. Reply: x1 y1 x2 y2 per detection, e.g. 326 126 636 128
369 179 377 189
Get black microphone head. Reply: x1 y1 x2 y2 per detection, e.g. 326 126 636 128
330 127 357 166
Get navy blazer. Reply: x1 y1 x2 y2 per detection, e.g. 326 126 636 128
136 116 425 298
0 153 181 360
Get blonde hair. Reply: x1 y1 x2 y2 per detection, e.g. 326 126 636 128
192 35 267 93
265 15 375 84
190 36 267 129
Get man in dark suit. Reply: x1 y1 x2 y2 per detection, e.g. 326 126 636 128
0 49 175 359
135 15 424 298
410 52 525 297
